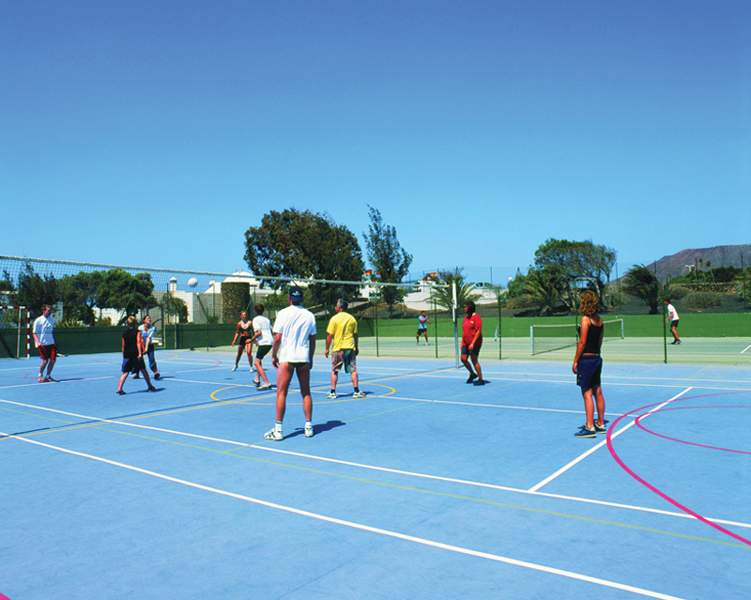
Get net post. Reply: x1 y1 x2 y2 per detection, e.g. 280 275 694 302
662 298 668 364
431 285 438 359
530 325 534 355
16 305 22 359
497 288 502 361
620 318 625 339
373 286 380 358
452 280 459 367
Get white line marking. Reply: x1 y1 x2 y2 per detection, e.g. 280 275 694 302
3 392 749 531
174 366 229 375
0 376 113 390
0 430 683 599
527 387 694 493
741 344 751 354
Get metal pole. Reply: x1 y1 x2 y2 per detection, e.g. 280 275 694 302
16 305 22 359
662 299 668 364
432 291 438 359
374 287 380 358
497 292 502 360
452 281 459 367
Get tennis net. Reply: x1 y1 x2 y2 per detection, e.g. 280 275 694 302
530 318 625 355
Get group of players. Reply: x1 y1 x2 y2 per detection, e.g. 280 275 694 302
29 285 666 441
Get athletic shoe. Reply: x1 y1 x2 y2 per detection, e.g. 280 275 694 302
326 392 337 399
232 365 238 372
574 426 596 438
258 382 272 390
116 390 126 395
473 379 486 386
252 379 260 387
37 376 45 383
304 423 314 438
594 421 608 434
154 373 161 380
148 386 157 392
45 376 56 383
466 373 478 384
352 391 365 399
264 428 283 441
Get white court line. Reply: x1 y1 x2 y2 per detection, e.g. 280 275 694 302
173 366 229 375
0 376 113 390
741 344 751 354
2 395 749 532
0 430 682 599
527 388 694 493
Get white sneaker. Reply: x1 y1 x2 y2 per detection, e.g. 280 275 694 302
304 424 314 438
258 382 272 390
326 392 337 399
352 391 365 399
232 365 238 372
263 428 282 441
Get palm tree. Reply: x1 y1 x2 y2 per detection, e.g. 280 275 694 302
432 269 480 314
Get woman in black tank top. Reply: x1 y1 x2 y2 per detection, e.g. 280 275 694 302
572 290 607 438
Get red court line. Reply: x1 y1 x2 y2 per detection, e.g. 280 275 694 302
606 394 751 547
635 405 751 456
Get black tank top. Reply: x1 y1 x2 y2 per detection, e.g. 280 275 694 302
123 327 139 358
582 319 603 355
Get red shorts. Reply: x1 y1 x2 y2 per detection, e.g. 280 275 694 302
38 344 57 360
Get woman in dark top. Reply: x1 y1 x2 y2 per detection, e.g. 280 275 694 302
572 290 607 438
231 311 254 372
117 315 157 395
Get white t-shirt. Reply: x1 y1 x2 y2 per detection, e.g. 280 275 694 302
667 304 680 321
272 305 317 363
252 315 273 346
33 315 56 346
139 324 157 346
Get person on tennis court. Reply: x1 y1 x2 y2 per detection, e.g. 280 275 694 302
664 298 681 345
251 304 273 390
32 304 57 383
133 315 161 380
231 311 254 371
264 287 317 441
117 315 157 395
461 301 485 385
572 290 607 438
416 311 429 345
324 298 363 399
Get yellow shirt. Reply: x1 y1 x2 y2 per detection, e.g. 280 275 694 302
326 311 358 351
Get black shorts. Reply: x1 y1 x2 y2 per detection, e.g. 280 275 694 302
122 357 146 374
577 355 602 390
671 320 679 329
238 335 252 347
461 339 482 359
256 345 272 360
417 328 427 335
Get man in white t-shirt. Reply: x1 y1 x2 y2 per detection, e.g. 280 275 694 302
251 303 273 390
264 287 317 441
32 304 57 383
664 297 681 345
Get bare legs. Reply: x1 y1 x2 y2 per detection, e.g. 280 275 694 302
581 385 606 429
275 363 312 423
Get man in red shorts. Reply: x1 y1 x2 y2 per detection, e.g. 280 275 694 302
32 304 57 383
461 301 485 386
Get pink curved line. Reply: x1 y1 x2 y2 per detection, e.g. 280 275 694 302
635 405 751 455
606 399 751 547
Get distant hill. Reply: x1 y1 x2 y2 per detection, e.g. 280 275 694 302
646 244 751 280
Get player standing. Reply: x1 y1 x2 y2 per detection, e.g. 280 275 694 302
117 315 157 394
264 287 317 441
32 304 57 383
134 315 161 380
416 311 429 345
251 304 273 390
325 299 363 399
231 311 254 371
664 298 681 345
461 301 485 385
572 290 607 438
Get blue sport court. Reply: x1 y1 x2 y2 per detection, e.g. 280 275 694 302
1 351 750 599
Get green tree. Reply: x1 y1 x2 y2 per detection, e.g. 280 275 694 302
533 239 616 307
506 270 527 298
97 269 156 321
16 262 59 314
244 209 364 308
432 269 480 314
58 271 103 326
364 206 413 314
623 265 660 314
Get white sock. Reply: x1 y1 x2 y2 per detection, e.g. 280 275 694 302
274 422 282 434
305 421 312 429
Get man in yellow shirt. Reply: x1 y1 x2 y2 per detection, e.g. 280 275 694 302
324 299 363 399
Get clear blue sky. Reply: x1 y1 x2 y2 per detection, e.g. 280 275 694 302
2 1 749 283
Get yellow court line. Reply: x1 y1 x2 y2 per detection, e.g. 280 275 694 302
7 418 747 552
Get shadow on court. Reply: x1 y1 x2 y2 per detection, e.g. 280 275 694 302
286 419 346 440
